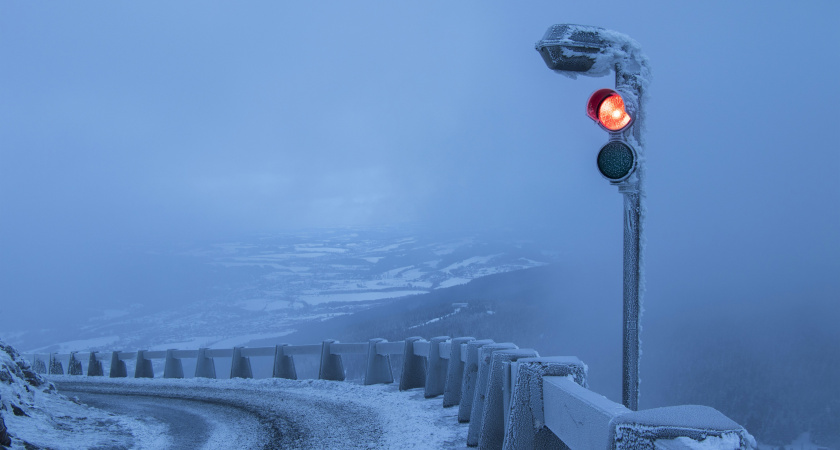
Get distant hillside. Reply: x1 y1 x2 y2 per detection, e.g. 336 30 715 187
285 263 840 449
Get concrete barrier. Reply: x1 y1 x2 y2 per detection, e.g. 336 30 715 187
478 348 539 450
164 349 184 379
467 343 517 446
134 350 154 378
319 339 345 381
443 336 475 407
364 338 393 385
28 336 754 450
541 376 755 450
32 357 46 375
87 352 103 377
67 353 83 376
424 336 450 398
458 339 494 423
195 348 216 379
272 344 297 379
502 356 587 450
230 347 253 379
399 336 427 391
48 353 63 375
109 351 127 378
611 405 755 450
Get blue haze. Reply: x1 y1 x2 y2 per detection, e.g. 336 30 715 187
0 1 839 441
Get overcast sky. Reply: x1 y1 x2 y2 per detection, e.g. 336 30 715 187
1 2 838 327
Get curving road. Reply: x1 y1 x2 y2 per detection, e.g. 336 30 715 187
55 379 393 449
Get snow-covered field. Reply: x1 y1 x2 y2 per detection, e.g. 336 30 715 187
14 229 554 356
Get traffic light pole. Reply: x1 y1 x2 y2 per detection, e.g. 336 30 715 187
616 63 645 412
536 25 649 411
619 182 641 411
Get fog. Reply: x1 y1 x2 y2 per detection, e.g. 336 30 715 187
1 1 839 445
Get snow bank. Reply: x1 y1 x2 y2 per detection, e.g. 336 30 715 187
0 340 168 449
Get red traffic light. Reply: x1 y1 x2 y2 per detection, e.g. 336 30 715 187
587 88 632 132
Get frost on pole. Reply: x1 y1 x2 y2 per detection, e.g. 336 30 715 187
536 24 650 411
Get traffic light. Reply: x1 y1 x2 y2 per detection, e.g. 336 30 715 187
587 89 637 183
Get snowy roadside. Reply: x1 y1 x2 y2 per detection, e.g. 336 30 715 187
1 342 170 449
51 375 470 449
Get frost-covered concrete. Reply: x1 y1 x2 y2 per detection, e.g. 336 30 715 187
16 334 759 449
319 339 346 381
502 356 587 450
272 343 297 379
230 346 254 379
67 353 83 375
134 350 154 378
478 348 539 450
364 338 394 385
467 342 517 446
109 351 127 377
443 337 475 407
543 375 631 450
86 352 103 376
163 349 184 378
425 336 451 398
195 347 216 378
612 406 756 450
48 354 63 375
458 339 494 423
399 336 426 391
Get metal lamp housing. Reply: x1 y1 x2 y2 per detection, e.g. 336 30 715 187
535 24 609 73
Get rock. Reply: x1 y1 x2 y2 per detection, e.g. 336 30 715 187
10 404 26 417
0 412 11 447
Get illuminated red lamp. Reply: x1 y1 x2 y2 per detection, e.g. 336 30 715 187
586 88 632 132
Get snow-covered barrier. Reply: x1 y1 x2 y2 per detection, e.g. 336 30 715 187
25 336 755 449
541 376 756 450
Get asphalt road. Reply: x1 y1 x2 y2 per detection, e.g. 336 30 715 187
55 380 383 449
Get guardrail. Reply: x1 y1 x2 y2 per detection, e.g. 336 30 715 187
25 337 755 450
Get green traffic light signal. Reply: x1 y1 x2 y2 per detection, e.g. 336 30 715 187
597 141 636 182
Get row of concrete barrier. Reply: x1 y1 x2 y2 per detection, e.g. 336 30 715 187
26 337 754 450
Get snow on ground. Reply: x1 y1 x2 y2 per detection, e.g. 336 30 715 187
28 335 121 354
6 332 468 449
49 375 469 449
1 341 169 449
12 229 557 368
298 290 427 305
